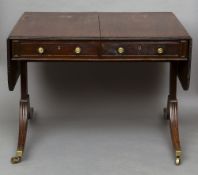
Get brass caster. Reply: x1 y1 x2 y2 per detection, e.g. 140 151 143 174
175 150 182 165
11 150 23 164
11 156 22 164
175 157 181 165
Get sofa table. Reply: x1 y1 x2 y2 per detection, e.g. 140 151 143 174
7 12 192 165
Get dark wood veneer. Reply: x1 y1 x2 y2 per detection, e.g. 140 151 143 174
12 40 100 58
101 41 186 58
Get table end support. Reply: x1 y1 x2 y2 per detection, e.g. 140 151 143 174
164 62 182 165
11 62 34 164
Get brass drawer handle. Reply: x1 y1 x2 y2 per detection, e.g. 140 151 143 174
157 47 164 54
75 46 81 54
37 47 44 54
117 47 125 54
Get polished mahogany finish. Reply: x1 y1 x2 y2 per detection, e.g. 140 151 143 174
11 40 100 59
9 12 100 40
7 12 192 165
99 12 190 39
8 12 191 89
101 41 187 58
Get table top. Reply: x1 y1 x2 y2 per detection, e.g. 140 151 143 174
7 12 192 92
9 12 190 40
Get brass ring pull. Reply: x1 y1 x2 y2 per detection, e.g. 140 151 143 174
37 47 44 54
157 47 164 54
117 47 125 54
75 46 81 54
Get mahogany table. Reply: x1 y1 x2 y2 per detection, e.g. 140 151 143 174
7 12 192 165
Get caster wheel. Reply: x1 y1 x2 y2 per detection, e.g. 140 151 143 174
11 156 22 164
163 108 170 120
175 157 181 165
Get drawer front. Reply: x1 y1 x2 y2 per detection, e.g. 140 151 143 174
11 40 189 60
101 41 187 58
12 40 99 59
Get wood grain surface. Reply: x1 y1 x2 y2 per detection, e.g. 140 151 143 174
9 12 100 40
99 12 190 40
9 12 190 40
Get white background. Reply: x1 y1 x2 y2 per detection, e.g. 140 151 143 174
0 0 198 174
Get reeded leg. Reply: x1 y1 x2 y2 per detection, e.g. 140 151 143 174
164 62 182 165
169 100 181 165
11 62 33 164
